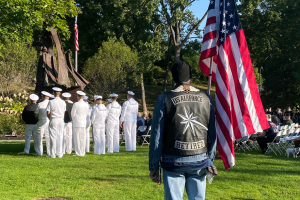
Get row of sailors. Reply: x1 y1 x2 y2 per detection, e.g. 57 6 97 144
21 87 139 158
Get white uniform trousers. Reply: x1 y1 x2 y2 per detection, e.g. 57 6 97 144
49 118 64 158
44 124 50 156
35 121 49 156
124 121 137 151
24 124 37 153
107 123 120 153
93 126 105 155
74 127 86 156
63 122 73 154
85 125 91 152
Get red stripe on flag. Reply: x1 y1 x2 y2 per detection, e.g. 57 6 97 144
200 47 217 60
206 17 216 26
235 30 269 131
202 30 217 43
217 137 231 170
223 37 256 135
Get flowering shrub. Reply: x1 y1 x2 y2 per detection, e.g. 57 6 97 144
0 93 28 135
0 93 28 115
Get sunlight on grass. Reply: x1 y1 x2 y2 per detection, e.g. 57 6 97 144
0 141 299 200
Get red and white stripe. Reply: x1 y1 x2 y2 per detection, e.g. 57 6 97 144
75 17 79 51
199 1 269 170
199 0 220 82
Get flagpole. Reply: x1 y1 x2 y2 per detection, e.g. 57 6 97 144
207 58 213 95
75 16 78 86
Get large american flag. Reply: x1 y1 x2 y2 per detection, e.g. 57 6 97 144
199 0 269 169
75 17 79 51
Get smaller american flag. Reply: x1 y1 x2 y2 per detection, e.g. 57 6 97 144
75 17 79 51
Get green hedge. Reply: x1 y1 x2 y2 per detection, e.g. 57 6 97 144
0 113 24 135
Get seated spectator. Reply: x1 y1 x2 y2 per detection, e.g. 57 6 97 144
275 108 283 122
292 115 299 123
145 113 153 127
266 107 273 115
292 137 300 148
284 106 293 119
257 114 279 153
143 112 148 121
265 108 269 113
271 115 280 126
281 114 293 126
137 112 145 136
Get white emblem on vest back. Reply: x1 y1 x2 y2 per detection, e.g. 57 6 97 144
178 107 208 136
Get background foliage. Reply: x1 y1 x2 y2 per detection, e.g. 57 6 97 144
83 38 139 97
0 40 38 96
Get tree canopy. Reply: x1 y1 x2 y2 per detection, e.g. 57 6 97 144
83 38 138 97
0 0 81 56
238 0 300 108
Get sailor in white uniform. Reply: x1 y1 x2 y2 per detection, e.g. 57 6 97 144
46 87 66 158
106 93 122 153
120 91 139 151
21 94 39 154
62 92 73 155
91 95 107 155
71 91 89 156
34 91 51 156
84 95 92 152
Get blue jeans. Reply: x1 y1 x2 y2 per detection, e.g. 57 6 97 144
163 169 206 200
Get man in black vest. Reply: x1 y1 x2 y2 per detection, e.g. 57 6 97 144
62 92 73 154
149 61 217 200
21 94 39 154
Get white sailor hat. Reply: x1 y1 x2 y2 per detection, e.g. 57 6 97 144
76 91 86 96
68 100 73 104
84 95 89 100
50 95 55 99
110 93 118 97
41 91 51 97
52 87 62 92
29 94 39 101
62 92 71 98
128 91 135 96
108 99 112 103
94 95 102 100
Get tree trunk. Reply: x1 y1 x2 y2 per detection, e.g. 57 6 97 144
163 35 172 91
140 73 147 115
174 44 181 63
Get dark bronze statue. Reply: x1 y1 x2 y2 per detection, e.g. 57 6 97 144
35 28 89 95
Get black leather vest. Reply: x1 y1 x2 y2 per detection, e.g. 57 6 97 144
162 87 211 156
64 102 73 123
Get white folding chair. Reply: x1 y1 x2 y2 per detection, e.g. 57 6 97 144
266 131 283 155
137 126 147 145
141 126 151 146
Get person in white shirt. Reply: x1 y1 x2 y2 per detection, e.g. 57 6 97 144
84 95 92 153
62 92 73 155
106 93 122 153
91 95 107 155
120 91 139 151
71 91 89 156
34 91 51 156
46 87 66 158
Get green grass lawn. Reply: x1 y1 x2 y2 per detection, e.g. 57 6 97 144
0 142 299 200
